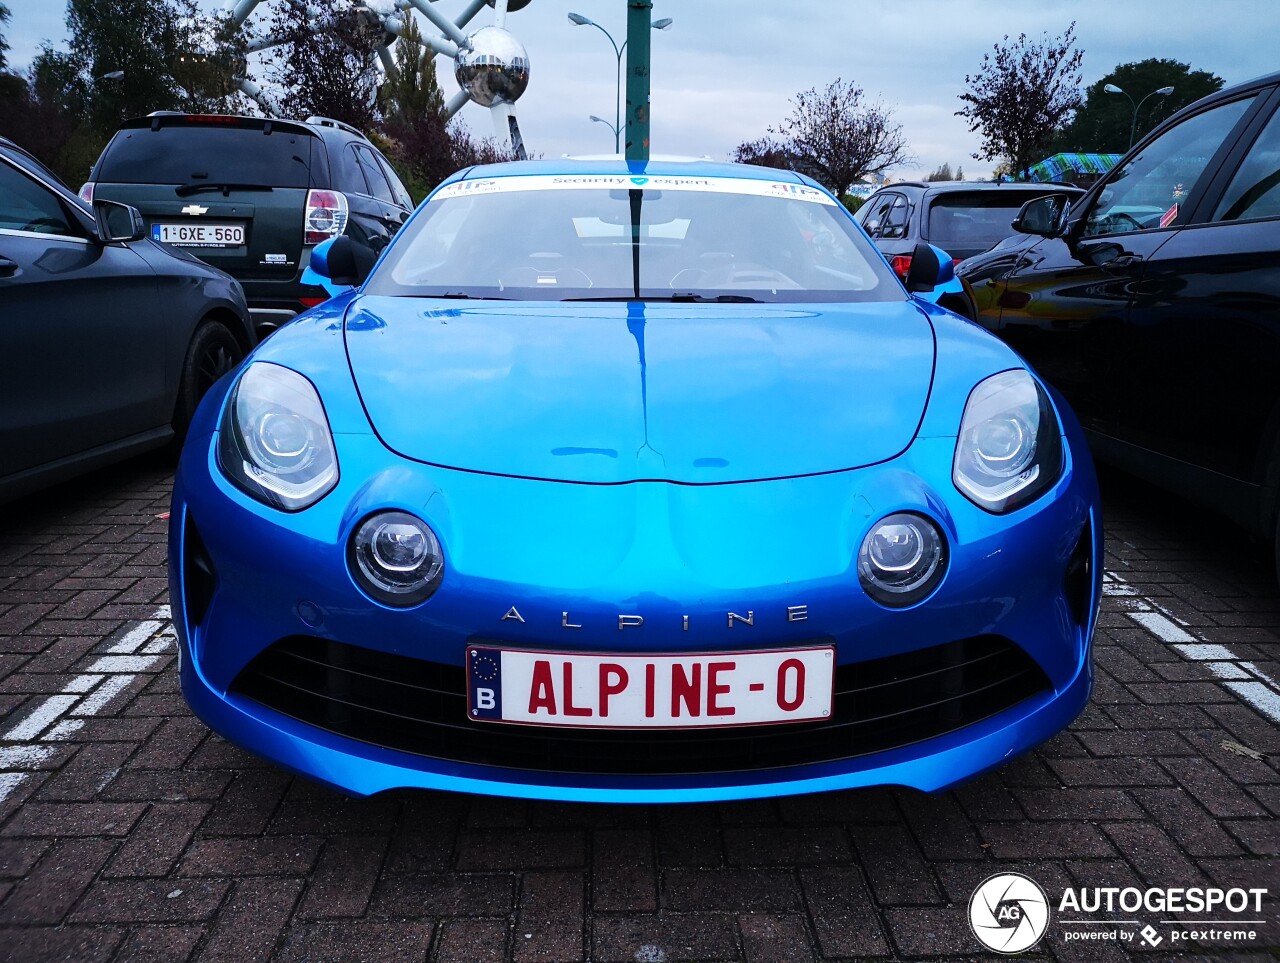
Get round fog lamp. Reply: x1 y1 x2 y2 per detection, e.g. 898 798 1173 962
858 512 946 607
350 511 444 606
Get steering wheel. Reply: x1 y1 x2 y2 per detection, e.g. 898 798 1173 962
21 217 69 234
1099 211 1145 234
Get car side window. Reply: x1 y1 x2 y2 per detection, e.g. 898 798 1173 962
1213 103 1280 222
372 148 414 209
337 144 370 196
881 194 911 239
0 161 84 238
1084 96 1255 238
355 147 396 204
861 193 909 239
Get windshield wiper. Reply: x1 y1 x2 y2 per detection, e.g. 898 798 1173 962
175 183 276 197
409 292 512 300
563 294 762 303
669 293 760 303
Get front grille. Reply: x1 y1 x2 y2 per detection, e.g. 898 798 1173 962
231 635 1051 775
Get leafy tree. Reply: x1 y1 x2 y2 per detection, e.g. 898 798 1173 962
735 79 911 196
1053 58 1224 153
956 22 1084 180
1 0 249 182
379 12 444 123
0 2 10 72
0 2 25 102
926 161 955 181
265 0 382 131
374 13 514 202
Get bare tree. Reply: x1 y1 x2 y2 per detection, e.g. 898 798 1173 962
956 22 1084 180
735 79 910 196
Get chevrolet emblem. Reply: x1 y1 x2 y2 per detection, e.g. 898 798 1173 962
180 204 208 215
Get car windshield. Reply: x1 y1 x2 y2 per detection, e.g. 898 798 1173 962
364 173 903 303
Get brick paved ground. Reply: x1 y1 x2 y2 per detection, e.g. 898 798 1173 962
0 457 1277 962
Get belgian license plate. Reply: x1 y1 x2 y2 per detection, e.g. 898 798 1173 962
151 222 245 247
467 645 834 729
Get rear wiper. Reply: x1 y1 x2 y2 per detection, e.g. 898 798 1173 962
175 183 276 197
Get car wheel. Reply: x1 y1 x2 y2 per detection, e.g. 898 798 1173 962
172 320 243 446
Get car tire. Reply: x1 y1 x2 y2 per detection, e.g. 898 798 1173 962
171 320 243 447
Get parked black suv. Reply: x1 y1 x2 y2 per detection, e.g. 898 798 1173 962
82 113 414 335
956 70 1280 572
854 180 1083 317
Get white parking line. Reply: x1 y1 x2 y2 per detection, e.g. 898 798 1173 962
1106 571 1280 724
0 605 173 802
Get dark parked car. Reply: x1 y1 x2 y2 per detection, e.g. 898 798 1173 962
81 113 414 335
0 135 253 502
956 70 1280 570
855 181 1083 318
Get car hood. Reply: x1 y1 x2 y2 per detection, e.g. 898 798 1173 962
344 297 935 484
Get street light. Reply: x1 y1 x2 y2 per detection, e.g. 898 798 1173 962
568 11 672 152
98 70 125 81
589 114 619 144
1104 83 1175 148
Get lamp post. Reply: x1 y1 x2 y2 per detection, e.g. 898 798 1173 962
1105 83 1175 148
568 11 672 152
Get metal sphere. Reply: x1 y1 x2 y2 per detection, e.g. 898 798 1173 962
487 0 533 9
454 26 530 107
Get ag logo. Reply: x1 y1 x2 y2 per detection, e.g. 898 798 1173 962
968 872 1049 953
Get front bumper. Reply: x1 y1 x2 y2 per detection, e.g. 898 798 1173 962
170 396 1100 802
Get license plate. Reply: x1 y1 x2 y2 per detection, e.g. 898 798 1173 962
151 222 245 247
467 645 834 729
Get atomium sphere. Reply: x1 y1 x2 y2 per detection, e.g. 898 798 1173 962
454 26 530 107
487 0 533 9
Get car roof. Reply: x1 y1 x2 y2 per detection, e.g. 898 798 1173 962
871 181 1083 195
451 157 813 186
115 113 371 144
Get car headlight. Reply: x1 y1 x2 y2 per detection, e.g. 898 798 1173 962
858 512 947 607
349 511 444 605
953 369 1062 513
217 362 339 511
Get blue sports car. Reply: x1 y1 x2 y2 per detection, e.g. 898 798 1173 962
170 159 1101 803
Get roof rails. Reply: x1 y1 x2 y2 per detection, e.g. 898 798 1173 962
305 116 366 138
146 110 186 117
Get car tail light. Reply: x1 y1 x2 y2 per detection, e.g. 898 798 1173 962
79 182 94 204
952 258 963 268
889 254 912 281
304 189 349 245
299 296 327 308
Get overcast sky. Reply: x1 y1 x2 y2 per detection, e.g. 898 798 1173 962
5 0 1278 180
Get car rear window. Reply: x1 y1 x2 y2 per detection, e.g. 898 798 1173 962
927 192 1053 249
96 123 317 188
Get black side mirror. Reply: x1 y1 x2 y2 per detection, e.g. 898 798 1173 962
1013 194 1071 238
93 199 146 243
314 235 375 286
903 242 940 293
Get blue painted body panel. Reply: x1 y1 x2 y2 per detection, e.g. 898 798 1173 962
346 298 936 484
170 160 1102 802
